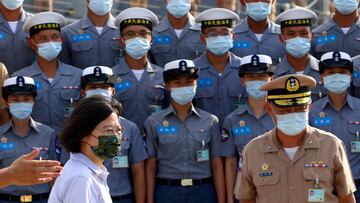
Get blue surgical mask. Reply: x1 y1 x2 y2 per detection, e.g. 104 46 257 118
86 88 112 99
324 73 351 94
37 42 62 61
245 80 267 100
88 0 113 16
276 112 308 136
9 102 33 120
333 0 358 15
125 37 150 60
246 2 271 22
171 85 196 105
166 0 191 18
285 37 311 58
1 0 23 10
205 35 233 56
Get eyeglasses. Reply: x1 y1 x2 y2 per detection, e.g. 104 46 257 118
204 31 232 38
122 31 152 39
95 126 124 137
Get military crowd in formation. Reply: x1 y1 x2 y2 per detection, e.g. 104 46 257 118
1 0 360 202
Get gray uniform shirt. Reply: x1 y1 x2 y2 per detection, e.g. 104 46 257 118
144 105 221 179
221 103 274 158
193 52 245 125
274 55 326 102
0 119 56 195
230 18 285 65
60 15 121 69
309 95 360 180
104 117 148 197
312 18 360 59
112 58 166 129
149 14 205 67
0 11 35 74
12 61 82 133
348 55 360 99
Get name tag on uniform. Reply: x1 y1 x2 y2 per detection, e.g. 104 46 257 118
112 156 129 168
153 36 172 45
115 81 132 92
0 32 6 41
351 141 360 153
197 78 213 88
313 117 333 127
233 41 252 49
71 33 93 42
308 189 325 202
196 149 209 162
316 34 336 44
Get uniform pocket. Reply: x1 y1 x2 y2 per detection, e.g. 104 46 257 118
71 41 93 52
253 169 281 203
60 89 80 101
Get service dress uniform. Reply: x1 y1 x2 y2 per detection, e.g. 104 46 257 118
236 74 356 203
145 59 222 203
348 55 360 99
309 51 360 201
221 55 274 161
231 18 285 65
0 10 35 74
0 76 57 203
149 14 205 67
112 8 166 129
104 117 148 203
12 12 82 133
193 8 244 124
274 7 325 102
60 15 121 69
312 18 360 59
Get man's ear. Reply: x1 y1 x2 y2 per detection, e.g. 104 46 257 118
279 34 285 44
28 38 37 50
200 33 206 44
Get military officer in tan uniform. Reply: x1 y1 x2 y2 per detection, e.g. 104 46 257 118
236 74 356 203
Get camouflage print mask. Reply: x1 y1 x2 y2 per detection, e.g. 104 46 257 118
91 135 120 159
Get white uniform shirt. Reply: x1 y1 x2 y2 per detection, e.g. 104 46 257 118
48 153 112 203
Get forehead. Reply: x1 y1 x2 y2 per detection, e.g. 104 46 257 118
122 25 150 32
203 26 231 33
8 94 34 99
97 112 121 128
32 29 61 37
271 103 309 111
281 26 311 33
323 66 351 72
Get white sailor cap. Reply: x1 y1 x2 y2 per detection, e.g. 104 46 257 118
23 11 66 35
2 76 37 99
275 7 318 28
81 66 115 88
82 66 113 77
163 59 199 82
195 8 240 30
319 51 353 73
115 7 159 31
239 54 274 77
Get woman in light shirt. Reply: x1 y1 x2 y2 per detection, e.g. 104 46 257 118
49 96 123 203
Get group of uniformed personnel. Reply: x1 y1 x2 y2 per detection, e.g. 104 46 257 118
1 0 360 202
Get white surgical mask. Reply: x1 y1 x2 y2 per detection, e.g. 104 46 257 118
171 85 196 105
1 0 23 10
276 112 308 136
37 42 62 61
88 0 113 16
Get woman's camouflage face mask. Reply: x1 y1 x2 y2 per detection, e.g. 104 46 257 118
91 126 123 160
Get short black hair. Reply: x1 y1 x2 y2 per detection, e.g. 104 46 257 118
60 96 121 153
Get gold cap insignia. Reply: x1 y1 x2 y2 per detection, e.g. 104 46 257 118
78 29 84 35
286 77 300 92
322 31 327 36
319 112 325 118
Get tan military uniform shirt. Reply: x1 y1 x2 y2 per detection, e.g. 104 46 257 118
0 62 8 109
237 126 356 203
